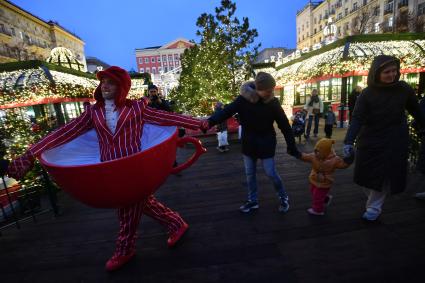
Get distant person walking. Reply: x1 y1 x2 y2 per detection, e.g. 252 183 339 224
213 102 230 152
348 85 362 123
304 89 323 139
323 105 336 139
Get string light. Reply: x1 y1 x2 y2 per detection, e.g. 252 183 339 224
257 39 425 85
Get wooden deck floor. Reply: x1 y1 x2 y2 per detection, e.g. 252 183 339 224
1 127 425 283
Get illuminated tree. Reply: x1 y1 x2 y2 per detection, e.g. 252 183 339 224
0 108 49 187
170 0 259 115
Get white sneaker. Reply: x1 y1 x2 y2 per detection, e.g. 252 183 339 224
307 208 324 216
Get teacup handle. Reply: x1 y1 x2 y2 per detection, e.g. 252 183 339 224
170 136 207 174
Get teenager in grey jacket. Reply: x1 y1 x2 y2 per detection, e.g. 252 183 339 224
208 72 300 213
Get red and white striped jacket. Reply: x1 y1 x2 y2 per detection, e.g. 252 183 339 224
30 99 202 161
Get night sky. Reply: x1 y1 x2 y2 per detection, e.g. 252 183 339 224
10 0 307 70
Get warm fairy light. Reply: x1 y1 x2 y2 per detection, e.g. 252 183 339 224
256 39 425 85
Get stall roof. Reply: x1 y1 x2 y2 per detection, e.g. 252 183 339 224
0 61 149 109
253 33 425 85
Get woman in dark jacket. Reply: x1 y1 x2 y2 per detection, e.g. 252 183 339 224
208 72 300 213
344 55 425 221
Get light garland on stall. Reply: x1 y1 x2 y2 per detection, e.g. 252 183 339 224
0 68 97 108
267 39 425 86
0 68 150 108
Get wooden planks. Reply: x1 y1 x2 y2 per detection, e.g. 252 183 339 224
0 127 424 282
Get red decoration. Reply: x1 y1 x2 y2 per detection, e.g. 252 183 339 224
31 124 41 133
39 129 206 208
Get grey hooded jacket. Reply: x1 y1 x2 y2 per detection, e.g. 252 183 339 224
208 81 298 159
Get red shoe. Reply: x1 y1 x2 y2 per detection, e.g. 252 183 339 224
167 222 189 248
105 250 136 272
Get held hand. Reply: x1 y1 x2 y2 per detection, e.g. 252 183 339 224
287 146 302 159
6 151 35 180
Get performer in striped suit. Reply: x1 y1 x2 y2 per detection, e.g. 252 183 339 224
7 66 209 271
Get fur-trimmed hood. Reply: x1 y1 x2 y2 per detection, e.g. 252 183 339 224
240 81 274 104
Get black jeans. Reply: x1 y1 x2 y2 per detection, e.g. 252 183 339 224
324 124 333 138
306 114 320 137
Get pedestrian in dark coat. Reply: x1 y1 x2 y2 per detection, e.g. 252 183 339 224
348 85 362 123
323 105 336 138
207 72 301 214
343 55 425 221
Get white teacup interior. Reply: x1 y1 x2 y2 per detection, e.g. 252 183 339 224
41 124 176 166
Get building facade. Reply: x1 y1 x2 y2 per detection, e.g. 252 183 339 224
254 48 295 64
135 38 193 96
297 0 425 51
86 56 110 74
135 38 193 75
0 0 86 70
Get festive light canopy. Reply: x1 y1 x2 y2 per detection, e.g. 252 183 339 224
253 34 425 85
0 61 149 109
0 62 97 109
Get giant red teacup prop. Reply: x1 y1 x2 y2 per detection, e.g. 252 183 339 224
39 124 206 208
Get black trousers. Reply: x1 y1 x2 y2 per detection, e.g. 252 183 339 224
324 124 333 138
